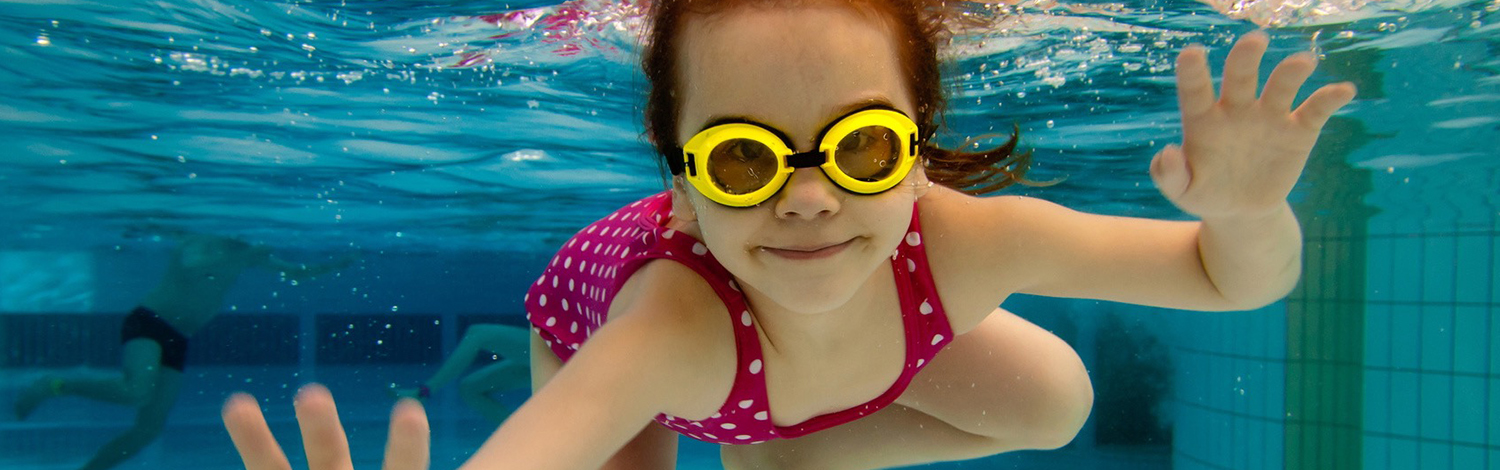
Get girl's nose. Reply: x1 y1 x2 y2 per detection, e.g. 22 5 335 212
773 166 841 220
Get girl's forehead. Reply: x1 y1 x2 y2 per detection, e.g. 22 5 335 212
674 5 915 141
695 96 908 134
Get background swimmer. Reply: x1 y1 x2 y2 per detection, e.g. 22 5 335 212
388 323 531 424
15 233 351 470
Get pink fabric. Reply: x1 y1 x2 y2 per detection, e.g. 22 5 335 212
526 191 954 444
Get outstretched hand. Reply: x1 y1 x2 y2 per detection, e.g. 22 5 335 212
222 384 430 470
1151 31 1357 221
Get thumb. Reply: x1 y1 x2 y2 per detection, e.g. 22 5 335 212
1150 145 1191 201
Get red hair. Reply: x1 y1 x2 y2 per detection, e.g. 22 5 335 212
640 0 1045 195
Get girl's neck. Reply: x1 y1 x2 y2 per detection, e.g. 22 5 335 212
738 265 892 357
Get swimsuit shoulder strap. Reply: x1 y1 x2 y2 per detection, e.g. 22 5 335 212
893 201 955 360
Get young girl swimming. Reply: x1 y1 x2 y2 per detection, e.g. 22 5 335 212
222 0 1356 469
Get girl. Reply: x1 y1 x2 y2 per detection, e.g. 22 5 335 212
222 0 1356 469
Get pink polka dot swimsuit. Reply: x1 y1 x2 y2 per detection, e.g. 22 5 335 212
526 191 954 445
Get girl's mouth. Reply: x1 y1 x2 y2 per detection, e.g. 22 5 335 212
760 238 855 260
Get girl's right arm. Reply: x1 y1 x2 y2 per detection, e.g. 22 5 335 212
526 330 682 469
461 262 735 469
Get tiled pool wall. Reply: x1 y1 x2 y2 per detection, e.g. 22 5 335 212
6 199 1495 469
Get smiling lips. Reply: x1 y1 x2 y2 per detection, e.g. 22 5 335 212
760 238 855 260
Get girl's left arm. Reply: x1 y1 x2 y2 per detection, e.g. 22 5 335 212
928 32 1355 317
1142 31 1354 307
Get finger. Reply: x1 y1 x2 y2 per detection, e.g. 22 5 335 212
223 393 295 470
294 384 355 470
382 398 431 470
1175 45 1215 117
1260 52 1317 113
1291 82 1358 130
1220 32 1270 107
1149 145 1191 201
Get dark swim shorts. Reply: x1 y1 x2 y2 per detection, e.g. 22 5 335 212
120 307 189 372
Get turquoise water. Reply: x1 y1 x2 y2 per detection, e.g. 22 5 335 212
1 0 1497 469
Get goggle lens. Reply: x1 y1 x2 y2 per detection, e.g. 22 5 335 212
834 126 901 182
708 138 779 195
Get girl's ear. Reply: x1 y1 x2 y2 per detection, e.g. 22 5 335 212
670 176 699 222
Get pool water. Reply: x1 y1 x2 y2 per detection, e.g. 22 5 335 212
2 0 1497 468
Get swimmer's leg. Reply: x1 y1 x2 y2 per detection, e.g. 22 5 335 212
417 324 530 394
458 360 529 423
720 308 1093 470
79 369 183 470
15 339 163 419
13 376 58 419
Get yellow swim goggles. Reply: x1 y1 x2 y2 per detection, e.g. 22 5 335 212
677 106 921 208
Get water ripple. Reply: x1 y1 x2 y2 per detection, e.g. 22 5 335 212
0 0 1495 251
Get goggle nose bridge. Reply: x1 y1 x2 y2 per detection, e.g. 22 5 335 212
785 150 826 169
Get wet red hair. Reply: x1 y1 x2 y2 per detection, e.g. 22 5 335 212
640 0 1043 195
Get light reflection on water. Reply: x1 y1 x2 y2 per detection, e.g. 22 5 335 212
0 0 1494 252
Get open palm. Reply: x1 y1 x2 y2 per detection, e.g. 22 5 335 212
1150 31 1358 220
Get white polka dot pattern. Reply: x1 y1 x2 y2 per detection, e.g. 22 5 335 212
523 192 953 446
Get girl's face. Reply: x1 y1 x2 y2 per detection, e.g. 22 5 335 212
672 4 928 314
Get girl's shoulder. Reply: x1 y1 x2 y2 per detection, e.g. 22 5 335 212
915 188 1051 332
916 186 1035 261
606 256 741 419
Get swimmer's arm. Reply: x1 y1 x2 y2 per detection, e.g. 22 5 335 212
252 249 357 281
458 297 725 469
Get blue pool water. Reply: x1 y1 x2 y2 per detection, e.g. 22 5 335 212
1 0 1497 469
